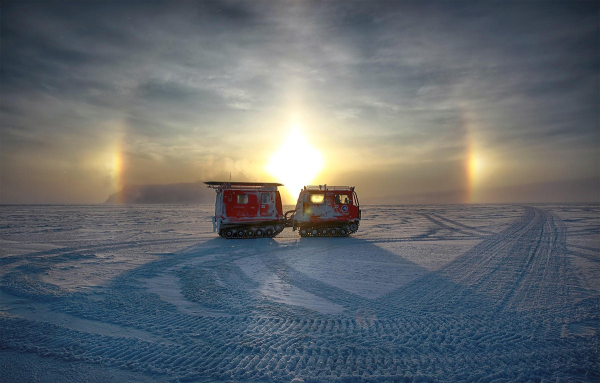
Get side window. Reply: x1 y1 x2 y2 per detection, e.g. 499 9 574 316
310 194 325 204
261 193 270 204
237 194 248 204
335 194 350 204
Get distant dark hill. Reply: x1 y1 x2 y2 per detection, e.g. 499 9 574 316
105 181 215 204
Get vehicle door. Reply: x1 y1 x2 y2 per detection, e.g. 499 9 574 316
259 192 275 217
226 191 258 219
333 193 352 218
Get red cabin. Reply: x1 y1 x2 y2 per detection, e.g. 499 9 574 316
205 182 285 239
287 185 361 237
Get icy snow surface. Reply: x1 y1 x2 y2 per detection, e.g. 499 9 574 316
0 204 598 382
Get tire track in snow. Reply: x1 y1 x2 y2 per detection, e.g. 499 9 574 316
421 214 488 239
567 227 600 236
356 235 482 244
495 209 569 312
388 207 576 315
568 250 600 263
379 207 538 313
429 213 495 235
569 244 600 253
257 249 373 313
1 206 598 382
5 237 201 261
2 310 595 382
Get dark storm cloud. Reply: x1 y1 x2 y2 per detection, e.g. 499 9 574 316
1 0 598 203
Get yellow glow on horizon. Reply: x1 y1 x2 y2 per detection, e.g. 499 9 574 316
109 126 126 203
467 147 488 203
112 148 123 181
266 123 324 201
469 153 483 182
460 105 488 204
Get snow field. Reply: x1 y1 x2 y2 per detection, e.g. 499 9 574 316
0 204 598 382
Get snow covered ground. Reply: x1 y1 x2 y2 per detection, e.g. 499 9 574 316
0 204 598 382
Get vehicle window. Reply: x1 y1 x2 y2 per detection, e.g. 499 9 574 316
335 194 350 204
310 194 324 204
237 194 248 204
261 193 270 204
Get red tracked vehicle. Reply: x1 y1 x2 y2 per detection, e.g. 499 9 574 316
286 185 361 237
205 181 286 239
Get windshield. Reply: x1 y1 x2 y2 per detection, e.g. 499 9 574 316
309 194 324 204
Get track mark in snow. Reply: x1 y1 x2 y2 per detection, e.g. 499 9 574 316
236 255 345 315
569 244 600 253
389 207 581 316
568 249 600 263
429 213 495 235
1 205 598 383
277 241 430 300
0 291 165 344
422 214 487 239
146 271 232 317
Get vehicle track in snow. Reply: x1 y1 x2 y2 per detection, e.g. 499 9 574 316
0 205 598 382
569 244 600 253
568 249 600 263
427 213 496 236
382 208 579 315
421 214 490 239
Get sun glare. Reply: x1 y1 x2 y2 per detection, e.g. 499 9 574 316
266 124 323 201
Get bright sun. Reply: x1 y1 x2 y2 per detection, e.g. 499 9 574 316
266 124 323 201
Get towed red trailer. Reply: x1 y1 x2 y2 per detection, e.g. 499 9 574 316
205 181 286 239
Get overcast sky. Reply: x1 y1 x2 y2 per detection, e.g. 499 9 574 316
1 0 598 204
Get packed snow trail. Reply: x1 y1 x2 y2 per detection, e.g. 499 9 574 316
0 204 598 382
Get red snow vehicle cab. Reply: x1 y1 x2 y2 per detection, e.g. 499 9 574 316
286 185 361 237
205 181 286 239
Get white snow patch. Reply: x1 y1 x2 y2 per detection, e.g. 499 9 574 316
276 240 474 299
373 240 480 271
236 254 345 314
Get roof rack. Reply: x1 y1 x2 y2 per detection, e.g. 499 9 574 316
304 185 355 191
204 181 283 189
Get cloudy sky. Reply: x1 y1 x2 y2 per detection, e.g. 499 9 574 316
1 0 598 204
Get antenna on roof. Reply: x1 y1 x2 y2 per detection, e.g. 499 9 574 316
229 172 231 181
